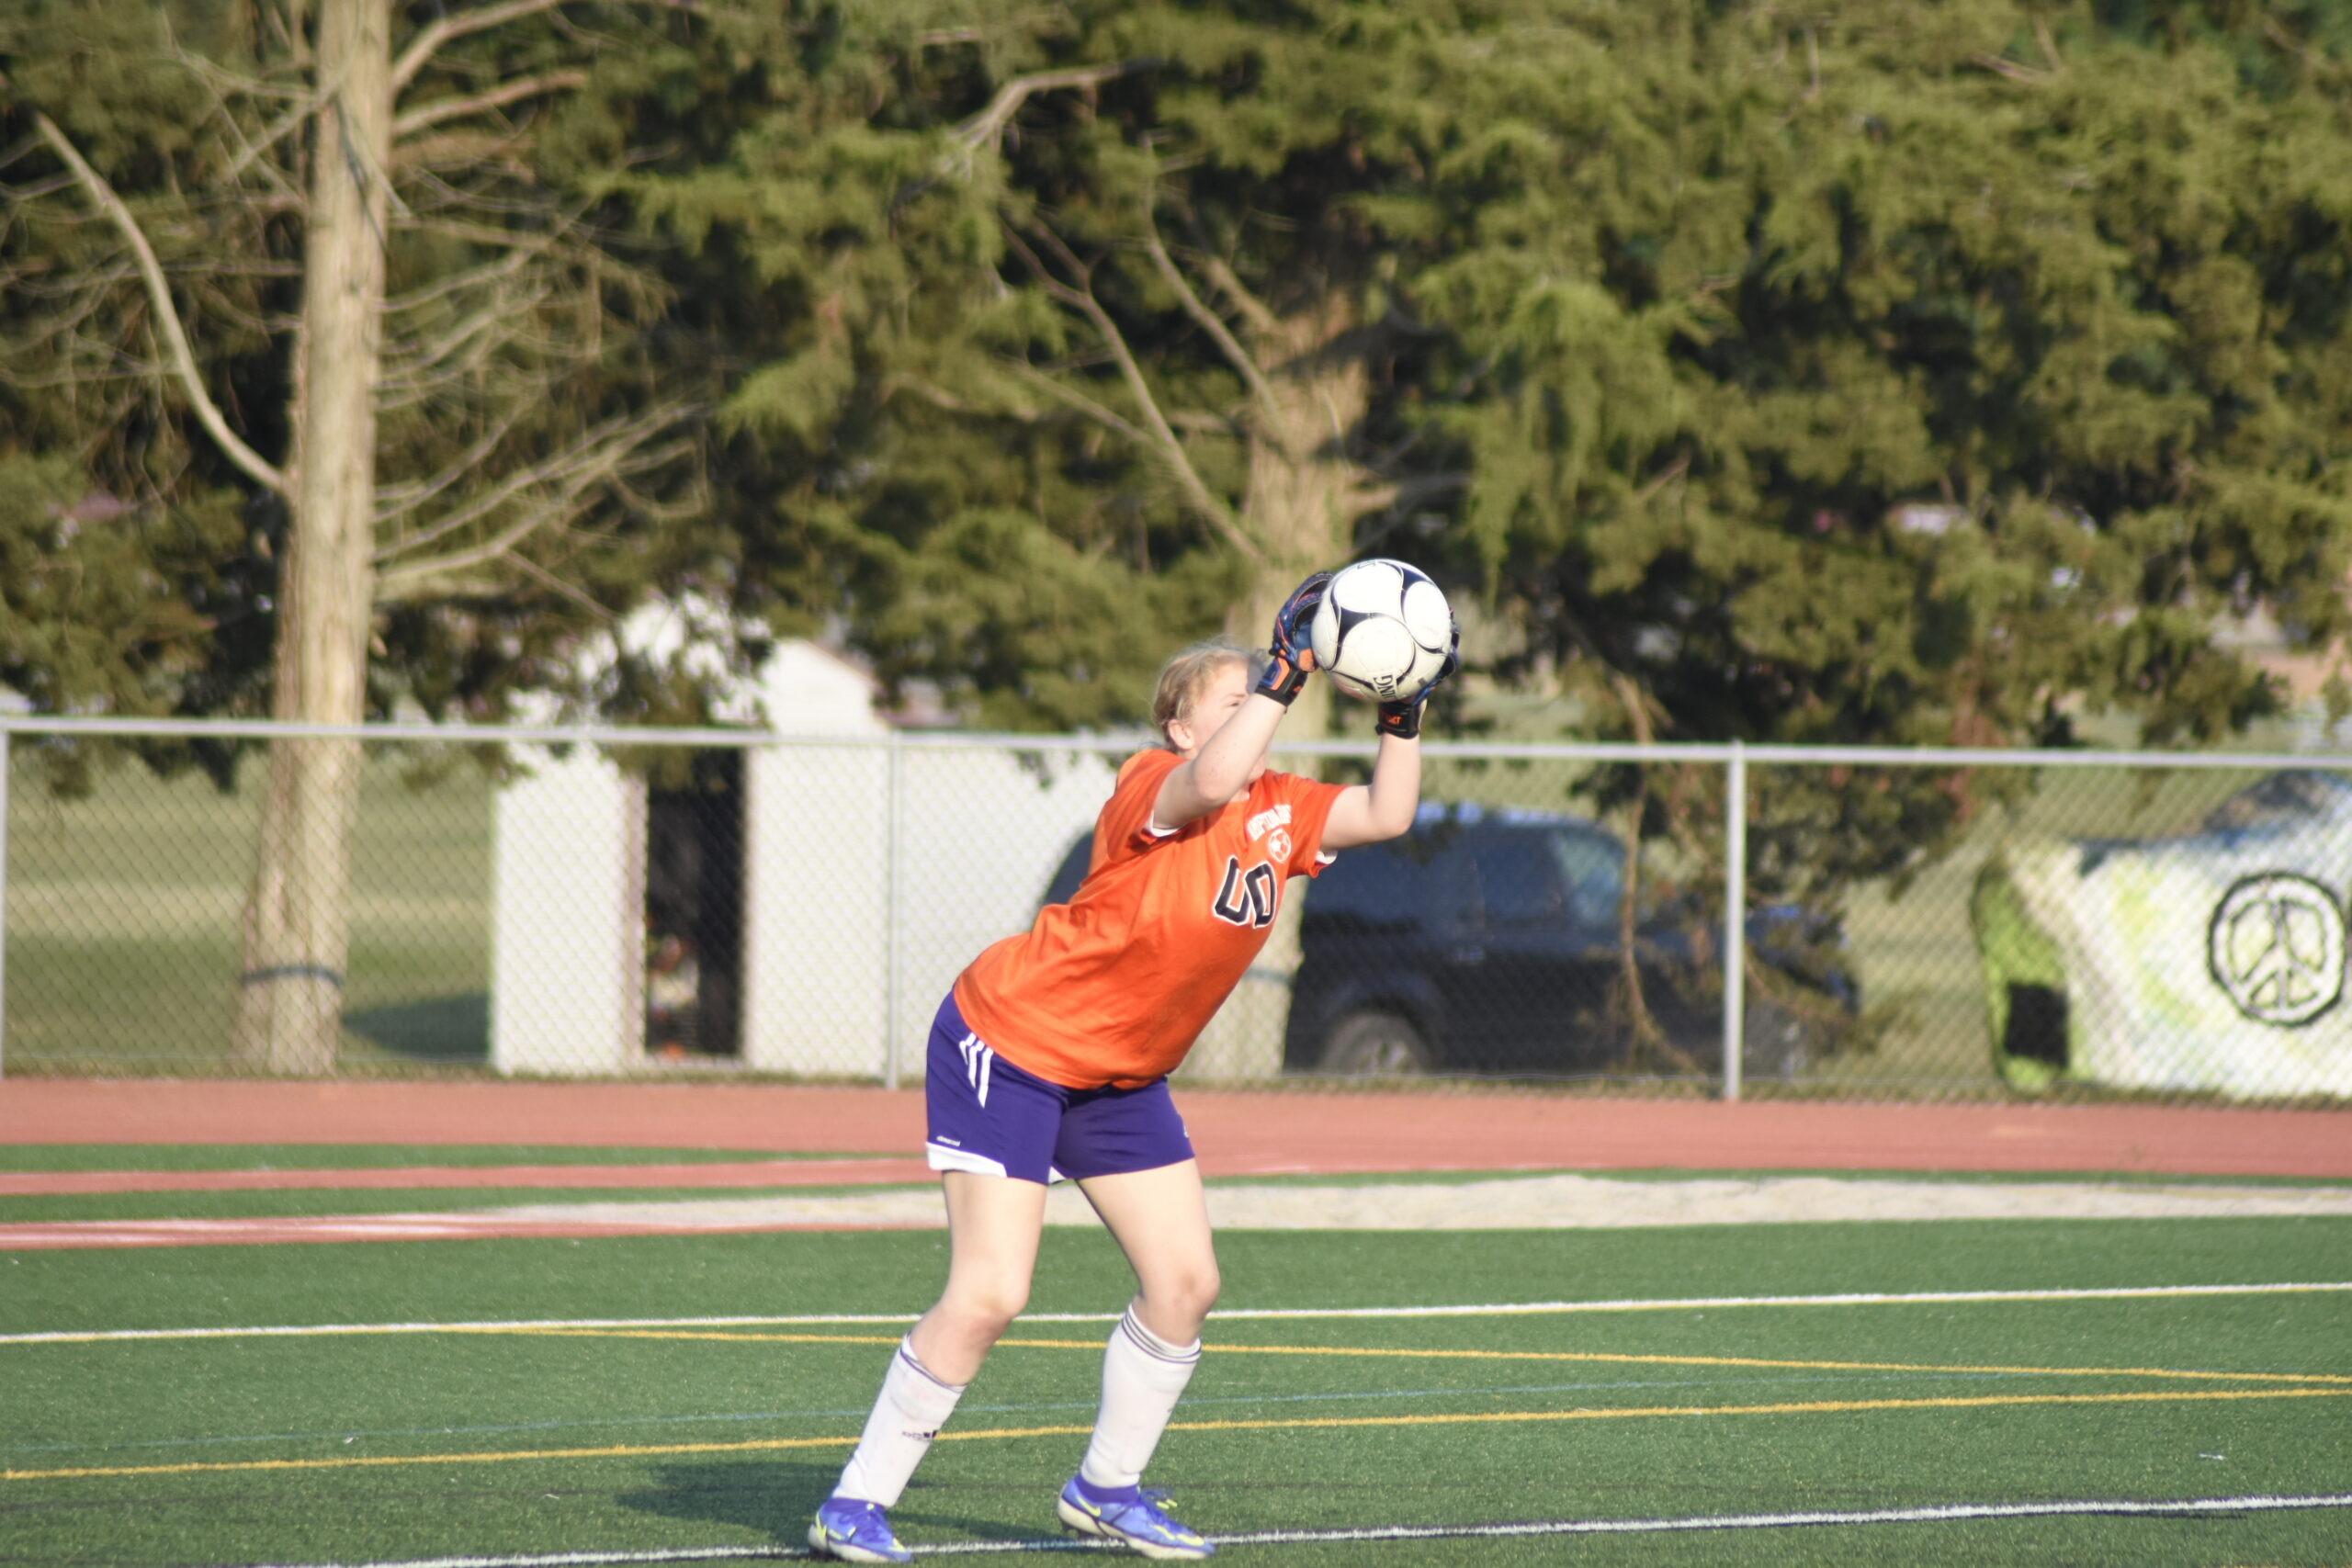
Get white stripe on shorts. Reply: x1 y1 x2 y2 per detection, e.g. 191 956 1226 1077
925 1142 1010 1178
955 1032 994 1107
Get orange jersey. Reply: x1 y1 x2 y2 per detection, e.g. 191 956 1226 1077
954 748 1346 1089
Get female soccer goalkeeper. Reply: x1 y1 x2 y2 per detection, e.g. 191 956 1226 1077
808 572 1453 1563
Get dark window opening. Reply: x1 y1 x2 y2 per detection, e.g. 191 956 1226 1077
646 751 744 1058
2003 983 2068 1069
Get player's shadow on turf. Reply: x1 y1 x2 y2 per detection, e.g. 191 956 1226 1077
620 1462 1035 1546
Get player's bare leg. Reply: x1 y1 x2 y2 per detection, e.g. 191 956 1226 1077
815 1172 1046 1562
1057 1159 1218 1558
910 1170 1049 1382
1080 1158 1220 1345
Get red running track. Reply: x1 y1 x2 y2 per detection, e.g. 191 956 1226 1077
0 1157 937 1198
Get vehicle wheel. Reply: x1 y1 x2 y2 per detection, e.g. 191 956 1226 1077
1317 1010 1432 1077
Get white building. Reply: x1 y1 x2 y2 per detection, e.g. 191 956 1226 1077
490 626 1119 1080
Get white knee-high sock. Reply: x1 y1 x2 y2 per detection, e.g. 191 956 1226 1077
832 1337 967 1507
1079 1304 1201 1492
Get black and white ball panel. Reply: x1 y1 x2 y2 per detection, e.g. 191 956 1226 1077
1309 558 1454 703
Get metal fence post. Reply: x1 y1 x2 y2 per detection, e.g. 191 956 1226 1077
884 728 904 1090
1722 741 1746 1102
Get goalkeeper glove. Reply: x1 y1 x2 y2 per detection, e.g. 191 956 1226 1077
1255 570 1332 706
1374 626 1459 740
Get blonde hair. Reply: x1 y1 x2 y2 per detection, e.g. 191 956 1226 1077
1149 637 1254 747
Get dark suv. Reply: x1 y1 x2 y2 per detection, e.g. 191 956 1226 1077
1041 805 1856 1079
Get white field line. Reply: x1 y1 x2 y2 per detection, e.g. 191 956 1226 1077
213 1492 2352 1566
8 1280 2350 1347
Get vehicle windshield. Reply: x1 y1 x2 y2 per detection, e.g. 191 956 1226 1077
2200 771 2352 834
1547 829 1624 927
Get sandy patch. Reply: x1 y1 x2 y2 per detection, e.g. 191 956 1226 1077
478 1173 2352 1234
15 1174 2352 1248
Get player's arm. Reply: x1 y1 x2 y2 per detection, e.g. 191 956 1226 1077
1154 571 1332 831
1320 731 1423 850
1154 691 1290 829
1318 619 1458 852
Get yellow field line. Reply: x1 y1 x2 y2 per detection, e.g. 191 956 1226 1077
7 1385 2347 1484
531 1326 2352 1387
1138 1384 2352 1436
532 1330 903 1347
1168 1342 2352 1388
14 1285 2352 1349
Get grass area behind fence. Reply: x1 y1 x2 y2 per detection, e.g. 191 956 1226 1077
2 728 2335 1096
5 749 492 1073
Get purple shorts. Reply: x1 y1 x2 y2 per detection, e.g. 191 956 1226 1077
922 994 1195 1185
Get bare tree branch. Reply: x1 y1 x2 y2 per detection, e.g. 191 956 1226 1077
1005 360 1157 447
394 130 535 173
29 112 288 496
1196 250 1279 339
376 489 597 599
165 44 314 102
2034 15 2065 74
373 404 532 524
950 62 1148 161
375 406 693 582
879 371 1059 423
397 216 583 248
393 72 589 138
168 46 311 209
505 547 617 618
377 416 637 564
879 373 978 414
385 236 549 313
374 423 695 601
385 285 549 386
377 312 553 408
1630 454 1690 504
1001 220 1262 563
391 0 571 92
220 93 317 187
1970 52 2052 85
1344 471 1468 522
1140 195 1286 449
391 0 713 94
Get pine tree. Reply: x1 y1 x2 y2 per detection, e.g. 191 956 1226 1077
1420 1 2352 919
671 0 2350 1065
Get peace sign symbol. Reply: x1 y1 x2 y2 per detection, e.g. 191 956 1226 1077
2207 874 2346 1027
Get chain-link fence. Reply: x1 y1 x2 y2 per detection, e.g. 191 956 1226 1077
6 716 2349 1104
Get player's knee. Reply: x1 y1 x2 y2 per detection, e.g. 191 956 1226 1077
1186 1263 1223 1320
943 1277 1030 1337
1149 1262 1220 1328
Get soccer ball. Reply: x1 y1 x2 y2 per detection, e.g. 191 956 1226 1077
1308 558 1455 704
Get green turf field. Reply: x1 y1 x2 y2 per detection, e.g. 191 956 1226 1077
4 1148 2349 1566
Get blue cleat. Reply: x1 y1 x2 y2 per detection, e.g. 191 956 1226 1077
808 1496 911 1564
1057 1475 1215 1560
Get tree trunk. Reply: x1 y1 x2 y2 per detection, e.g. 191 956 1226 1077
231 0 390 1074
1190 298 1369 1081
1222 298 1371 741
